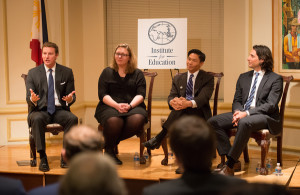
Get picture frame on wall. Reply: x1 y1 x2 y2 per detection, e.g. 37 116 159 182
273 0 300 80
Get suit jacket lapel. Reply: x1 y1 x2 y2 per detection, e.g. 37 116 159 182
243 71 254 101
39 64 48 94
180 72 188 97
194 70 204 95
55 64 62 100
256 71 270 101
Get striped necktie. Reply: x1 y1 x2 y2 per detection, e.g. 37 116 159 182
186 74 194 100
47 69 55 115
244 72 259 111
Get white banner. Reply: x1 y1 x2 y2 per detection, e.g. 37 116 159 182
138 18 187 69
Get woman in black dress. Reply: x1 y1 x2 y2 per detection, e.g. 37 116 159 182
95 43 147 165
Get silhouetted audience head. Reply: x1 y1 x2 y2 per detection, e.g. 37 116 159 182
221 182 290 195
62 125 104 162
59 152 127 195
169 116 216 172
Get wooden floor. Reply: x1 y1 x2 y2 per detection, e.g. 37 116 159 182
0 138 299 194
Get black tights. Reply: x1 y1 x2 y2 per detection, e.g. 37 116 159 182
103 114 145 150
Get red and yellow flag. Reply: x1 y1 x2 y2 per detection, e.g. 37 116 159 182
30 0 48 66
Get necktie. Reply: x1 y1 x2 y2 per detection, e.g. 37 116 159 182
244 72 259 111
47 69 55 115
186 74 194 100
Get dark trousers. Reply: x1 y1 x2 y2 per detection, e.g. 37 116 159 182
29 109 78 152
207 112 268 161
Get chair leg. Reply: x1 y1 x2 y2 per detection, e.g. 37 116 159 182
243 145 250 163
161 137 168 165
146 127 151 156
139 132 146 164
259 139 270 175
29 132 37 167
277 136 283 166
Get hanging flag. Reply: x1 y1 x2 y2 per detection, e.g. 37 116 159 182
30 0 48 66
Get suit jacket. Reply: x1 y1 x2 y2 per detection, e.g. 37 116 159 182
0 176 26 195
168 70 214 120
143 171 247 195
29 182 59 195
26 64 76 125
232 70 283 134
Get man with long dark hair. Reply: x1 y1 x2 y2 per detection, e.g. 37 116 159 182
208 45 283 176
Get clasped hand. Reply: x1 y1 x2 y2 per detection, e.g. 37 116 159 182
116 103 131 113
170 97 191 110
232 110 247 127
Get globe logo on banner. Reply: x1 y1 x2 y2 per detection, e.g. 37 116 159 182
148 21 177 45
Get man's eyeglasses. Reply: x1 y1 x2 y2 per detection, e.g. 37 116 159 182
115 53 130 57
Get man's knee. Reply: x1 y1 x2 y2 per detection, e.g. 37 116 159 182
69 114 78 125
30 113 47 125
207 116 217 127
237 118 250 128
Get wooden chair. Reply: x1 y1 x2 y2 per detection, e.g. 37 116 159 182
21 74 65 167
98 71 158 164
220 75 293 175
161 71 224 165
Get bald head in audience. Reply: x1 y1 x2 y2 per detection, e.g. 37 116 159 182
61 125 104 163
59 152 127 195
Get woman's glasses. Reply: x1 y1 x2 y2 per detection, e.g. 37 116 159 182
115 53 129 57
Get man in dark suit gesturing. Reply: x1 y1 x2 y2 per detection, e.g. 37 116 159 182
208 45 283 176
144 49 214 150
26 42 78 172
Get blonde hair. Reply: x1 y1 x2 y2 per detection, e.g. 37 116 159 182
110 43 137 74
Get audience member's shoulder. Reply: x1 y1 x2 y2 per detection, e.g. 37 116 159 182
29 182 60 195
0 176 26 195
143 179 183 195
214 173 247 185
221 182 289 195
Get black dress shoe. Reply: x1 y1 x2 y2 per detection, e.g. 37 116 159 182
39 157 50 172
60 157 68 168
105 150 123 165
143 137 161 150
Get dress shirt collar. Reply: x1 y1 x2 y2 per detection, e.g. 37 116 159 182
254 70 265 77
188 70 199 79
44 64 57 73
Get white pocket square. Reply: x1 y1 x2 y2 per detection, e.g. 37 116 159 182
60 82 66 85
